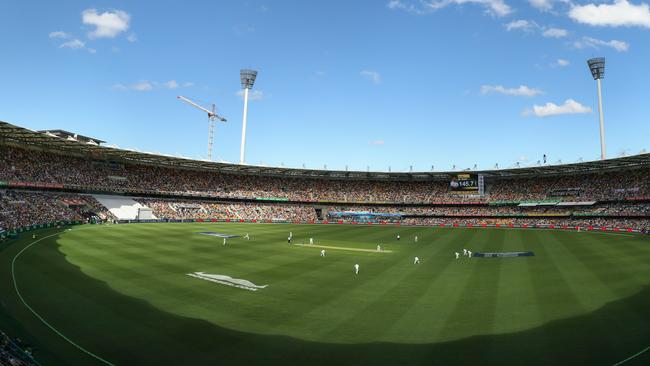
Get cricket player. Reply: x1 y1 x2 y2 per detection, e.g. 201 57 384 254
414 256 420 264
223 238 227 246
320 249 325 257
468 250 472 258
376 244 381 252
354 263 360 275
244 233 250 240
397 234 400 241
455 252 460 259
414 235 418 243
309 237 314 245
463 248 468 256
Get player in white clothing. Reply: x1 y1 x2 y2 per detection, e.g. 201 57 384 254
309 237 314 245
463 248 468 256
223 238 227 246
414 236 418 243
414 256 420 264
376 244 381 252
320 249 325 257
455 252 460 259
468 250 472 257
354 263 360 275
244 233 250 240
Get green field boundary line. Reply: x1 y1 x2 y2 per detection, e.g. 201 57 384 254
11 232 115 366
612 346 650 366
293 243 394 253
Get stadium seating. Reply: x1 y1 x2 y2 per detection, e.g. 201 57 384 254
0 143 649 233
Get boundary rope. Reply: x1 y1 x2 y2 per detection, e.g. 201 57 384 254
11 231 115 366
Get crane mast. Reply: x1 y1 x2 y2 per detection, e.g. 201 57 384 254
177 96 226 161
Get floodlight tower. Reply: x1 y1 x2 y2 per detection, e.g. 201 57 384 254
587 57 606 160
239 69 258 164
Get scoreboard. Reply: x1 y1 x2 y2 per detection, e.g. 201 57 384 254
449 173 484 194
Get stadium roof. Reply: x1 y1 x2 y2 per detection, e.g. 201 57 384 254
2 120 649 181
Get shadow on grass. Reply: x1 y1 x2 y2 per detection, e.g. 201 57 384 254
1 230 649 366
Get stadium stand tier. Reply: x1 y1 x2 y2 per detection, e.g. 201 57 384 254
1 120 649 234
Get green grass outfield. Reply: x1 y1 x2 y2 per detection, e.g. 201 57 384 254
1 223 649 366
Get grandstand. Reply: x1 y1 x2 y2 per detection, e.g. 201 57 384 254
1 120 649 233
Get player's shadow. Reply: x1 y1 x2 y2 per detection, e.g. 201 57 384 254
1 232 649 366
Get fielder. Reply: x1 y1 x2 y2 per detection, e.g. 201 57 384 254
354 263 360 275
468 250 472 258
414 256 420 264
244 233 250 240
309 237 314 245
377 244 382 252
320 249 325 257
455 252 460 259
223 238 227 246
463 248 468 256
414 235 418 243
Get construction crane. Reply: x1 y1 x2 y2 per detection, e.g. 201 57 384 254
177 95 227 161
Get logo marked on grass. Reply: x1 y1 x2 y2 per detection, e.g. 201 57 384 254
187 272 268 291
197 232 240 238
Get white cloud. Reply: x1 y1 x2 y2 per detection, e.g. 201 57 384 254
127 33 137 42
569 0 650 28
387 0 429 14
371 140 385 145
360 70 381 84
236 90 265 100
542 27 568 37
388 0 406 9
163 80 179 89
82 9 131 39
59 39 86 49
529 0 553 11
574 36 630 52
505 19 537 31
131 81 153 91
388 0 513 17
427 0 513 17
49 31 70 39
554 58 570 67
524 99 592 117
113 80 193 92
481 85 543 97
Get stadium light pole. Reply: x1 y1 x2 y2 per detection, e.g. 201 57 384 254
240 69 258 164
587 58 606 160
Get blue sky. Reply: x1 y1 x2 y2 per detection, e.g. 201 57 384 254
1 0 649 172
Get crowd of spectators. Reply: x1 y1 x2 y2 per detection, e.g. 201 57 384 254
401 217 650 229
0 190 110 232
135 198 317 222
3 145 649 203
327 202 650 216
1 143 649 231
1 330 36 366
